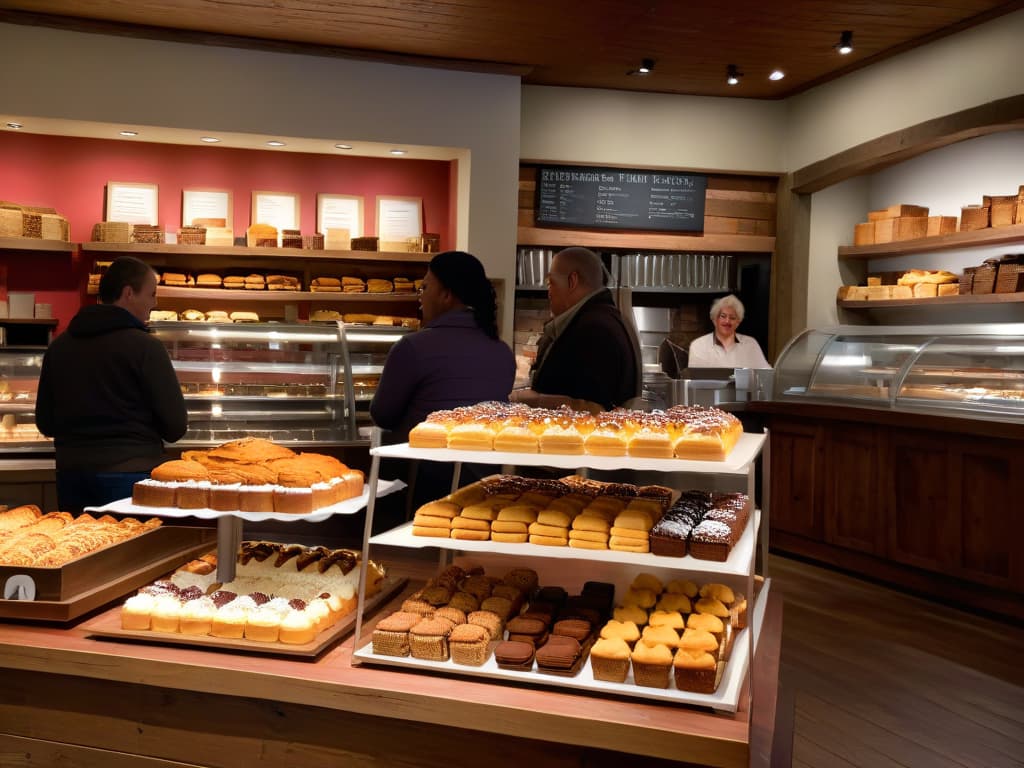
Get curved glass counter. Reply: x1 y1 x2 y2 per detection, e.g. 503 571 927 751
774 323 1024 422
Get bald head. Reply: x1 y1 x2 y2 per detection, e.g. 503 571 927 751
547 247 605 316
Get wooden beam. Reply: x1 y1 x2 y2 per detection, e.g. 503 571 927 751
791 95 1024 194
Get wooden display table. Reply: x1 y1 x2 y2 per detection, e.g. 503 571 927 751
0 578 783 767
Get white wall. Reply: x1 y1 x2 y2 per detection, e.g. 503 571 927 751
786 9 1024 171
807 177 870 329
867 131 1024 274
0 22 523 336
521 86 786 173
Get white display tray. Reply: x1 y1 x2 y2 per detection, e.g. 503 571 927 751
89 479 405 523
371 432 765 475
353 579 770 713
371 510 760 577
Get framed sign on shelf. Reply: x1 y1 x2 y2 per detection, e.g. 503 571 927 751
106 181 159 225
317 194 363 239
377 195 423 247
251 190 300 231
182 189 232 227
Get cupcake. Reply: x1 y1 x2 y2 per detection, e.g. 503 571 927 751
178 597 215 635
640 624 680 649
673 648 719 693
279 609 317 645
150 594 182 634
590 637 631 683
121 592 156 630
648 610 686 630
599 619 640 647
631 641 673 689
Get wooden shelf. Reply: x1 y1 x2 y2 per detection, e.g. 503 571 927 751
517 226 774 253
80 242 433 263
157 286 420 302
0 318 59 326
838 292 1024 309
838 223 1024 260
0 237 74 253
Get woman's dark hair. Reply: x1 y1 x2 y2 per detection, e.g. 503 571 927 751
98 256 157 304
428 250 499 339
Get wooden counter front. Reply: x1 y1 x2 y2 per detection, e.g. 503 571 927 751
750 400 1024 621
0 589 783 768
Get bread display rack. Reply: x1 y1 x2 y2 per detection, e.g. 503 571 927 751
350 431 769 713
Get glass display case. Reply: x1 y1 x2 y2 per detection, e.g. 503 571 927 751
774 323 1024 421
152 322 364 447
0 347 50 451
338 324 415 431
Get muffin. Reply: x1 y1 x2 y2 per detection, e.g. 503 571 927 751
674 648 719 693
640 624 680 649
449 623 491 666
599 619 640 646
409 618 452 661
372 611 421 657
590 637 631 683
631 641 673 689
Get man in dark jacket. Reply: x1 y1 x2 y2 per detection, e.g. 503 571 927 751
513 246 640 411
36 256 187 511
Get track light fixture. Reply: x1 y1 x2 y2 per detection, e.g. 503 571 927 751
628 58 655 76
726 64 742 86
837 30 854 55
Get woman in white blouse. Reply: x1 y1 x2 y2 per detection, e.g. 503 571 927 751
687 295 770 369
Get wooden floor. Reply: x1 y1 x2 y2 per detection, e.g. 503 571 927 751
768 554 1024 768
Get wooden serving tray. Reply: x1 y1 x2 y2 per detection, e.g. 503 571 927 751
0 526 217 622
83 575 406 658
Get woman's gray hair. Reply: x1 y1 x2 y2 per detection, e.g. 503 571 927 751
710 294 745 323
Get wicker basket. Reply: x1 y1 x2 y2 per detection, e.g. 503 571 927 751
351 236 379 252
281 229 302 249
302 233 325 250
131 225 164 244
971 264 997 294
995 263 1024 293
93 222 132 243
985 195 1018 228
960 205 990 231
178 226 207 245
0 208 22 237
958 268 975 294
21 212 42 238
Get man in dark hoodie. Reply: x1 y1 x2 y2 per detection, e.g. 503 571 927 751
36 256 187 511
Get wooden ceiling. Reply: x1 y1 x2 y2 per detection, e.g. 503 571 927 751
2 0 1022 98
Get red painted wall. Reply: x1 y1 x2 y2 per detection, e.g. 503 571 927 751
0 132 452 334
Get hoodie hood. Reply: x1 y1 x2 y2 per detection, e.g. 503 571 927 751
68 304 147 338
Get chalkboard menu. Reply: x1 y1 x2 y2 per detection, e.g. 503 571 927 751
535 165 707 232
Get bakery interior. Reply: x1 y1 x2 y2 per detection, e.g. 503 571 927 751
1 2 1024 767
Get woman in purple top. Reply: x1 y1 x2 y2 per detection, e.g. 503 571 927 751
370 251 515 522
370 250 515 442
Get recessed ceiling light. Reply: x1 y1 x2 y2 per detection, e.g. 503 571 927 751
335 143 353 150
6 122 23 130
837 30 854 55
200 136 221 143
119 130 139 137
266 140 286 147
390 149 407 156
768 70 785 81
726 64 742 86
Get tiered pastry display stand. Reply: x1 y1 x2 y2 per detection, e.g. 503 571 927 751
93 481 404 583
351 431 769 713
